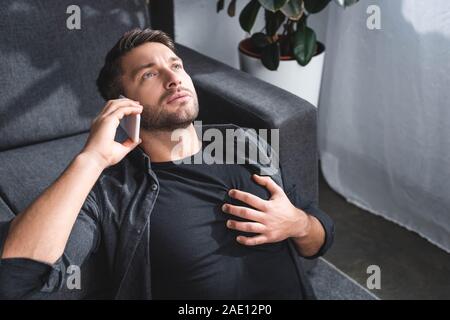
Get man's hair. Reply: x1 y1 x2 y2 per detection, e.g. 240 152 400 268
96 28 175 101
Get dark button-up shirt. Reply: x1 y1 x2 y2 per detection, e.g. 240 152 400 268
0 124 334 299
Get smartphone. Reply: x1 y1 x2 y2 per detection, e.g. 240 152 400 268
118 94 141 143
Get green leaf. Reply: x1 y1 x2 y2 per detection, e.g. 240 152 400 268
239 0 261 33
261 41 280 70
265 9 286 36
258 0 289 12
217 0 225 13
228 0 237 17
304 0 331 14
334 0 359 7
251 32 270 48
280 0 303 20
292 24 317 66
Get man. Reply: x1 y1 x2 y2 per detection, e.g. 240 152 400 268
0 28 333 299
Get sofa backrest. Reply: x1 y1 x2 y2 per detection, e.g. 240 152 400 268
0 0 150 151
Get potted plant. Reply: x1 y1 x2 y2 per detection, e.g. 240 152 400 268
217 0 359 106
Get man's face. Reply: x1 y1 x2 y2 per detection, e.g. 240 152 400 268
120 42 199 131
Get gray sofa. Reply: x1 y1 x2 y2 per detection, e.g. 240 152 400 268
0 0 320 298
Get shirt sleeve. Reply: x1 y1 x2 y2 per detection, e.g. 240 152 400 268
0 186 102 299
285 183 335 259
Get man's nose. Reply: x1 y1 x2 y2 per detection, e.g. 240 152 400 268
165 69 182 90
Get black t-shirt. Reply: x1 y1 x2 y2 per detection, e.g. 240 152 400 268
149 147 302 299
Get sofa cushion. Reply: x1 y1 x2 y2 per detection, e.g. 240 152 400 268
0 133 89 215
0 0 150 151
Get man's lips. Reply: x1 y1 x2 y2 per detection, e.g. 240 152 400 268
167 92 191 104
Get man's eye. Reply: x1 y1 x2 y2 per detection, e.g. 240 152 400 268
143 71 156 79
174 64 182 70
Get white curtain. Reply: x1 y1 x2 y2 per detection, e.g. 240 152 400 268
319 0 450 252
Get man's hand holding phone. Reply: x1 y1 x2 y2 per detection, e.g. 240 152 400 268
81 97 143 169
1 96 143 264
118 94 141 143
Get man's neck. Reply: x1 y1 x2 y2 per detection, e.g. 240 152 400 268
139 123 201 162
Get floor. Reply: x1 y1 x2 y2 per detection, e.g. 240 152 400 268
318 167 450 300
309 258 378 300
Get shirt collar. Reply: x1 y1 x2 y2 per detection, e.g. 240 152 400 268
128 145 152 171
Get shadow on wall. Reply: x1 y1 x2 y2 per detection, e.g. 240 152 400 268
0 0 148 150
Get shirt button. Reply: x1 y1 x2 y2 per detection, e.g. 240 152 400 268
151 184 158 191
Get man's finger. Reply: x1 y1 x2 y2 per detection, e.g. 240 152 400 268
228 189 268 211
236 235 269 246
222 204 265 223
226 220 266 234
115 138 142 157
98 99 114 116
101 99 142 117
252 174 283 198
107 105 143 123
121 138 142 149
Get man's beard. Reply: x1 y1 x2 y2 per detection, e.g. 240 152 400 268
140 96 199 132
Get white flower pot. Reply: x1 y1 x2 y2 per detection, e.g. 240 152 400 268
238 38 325 107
